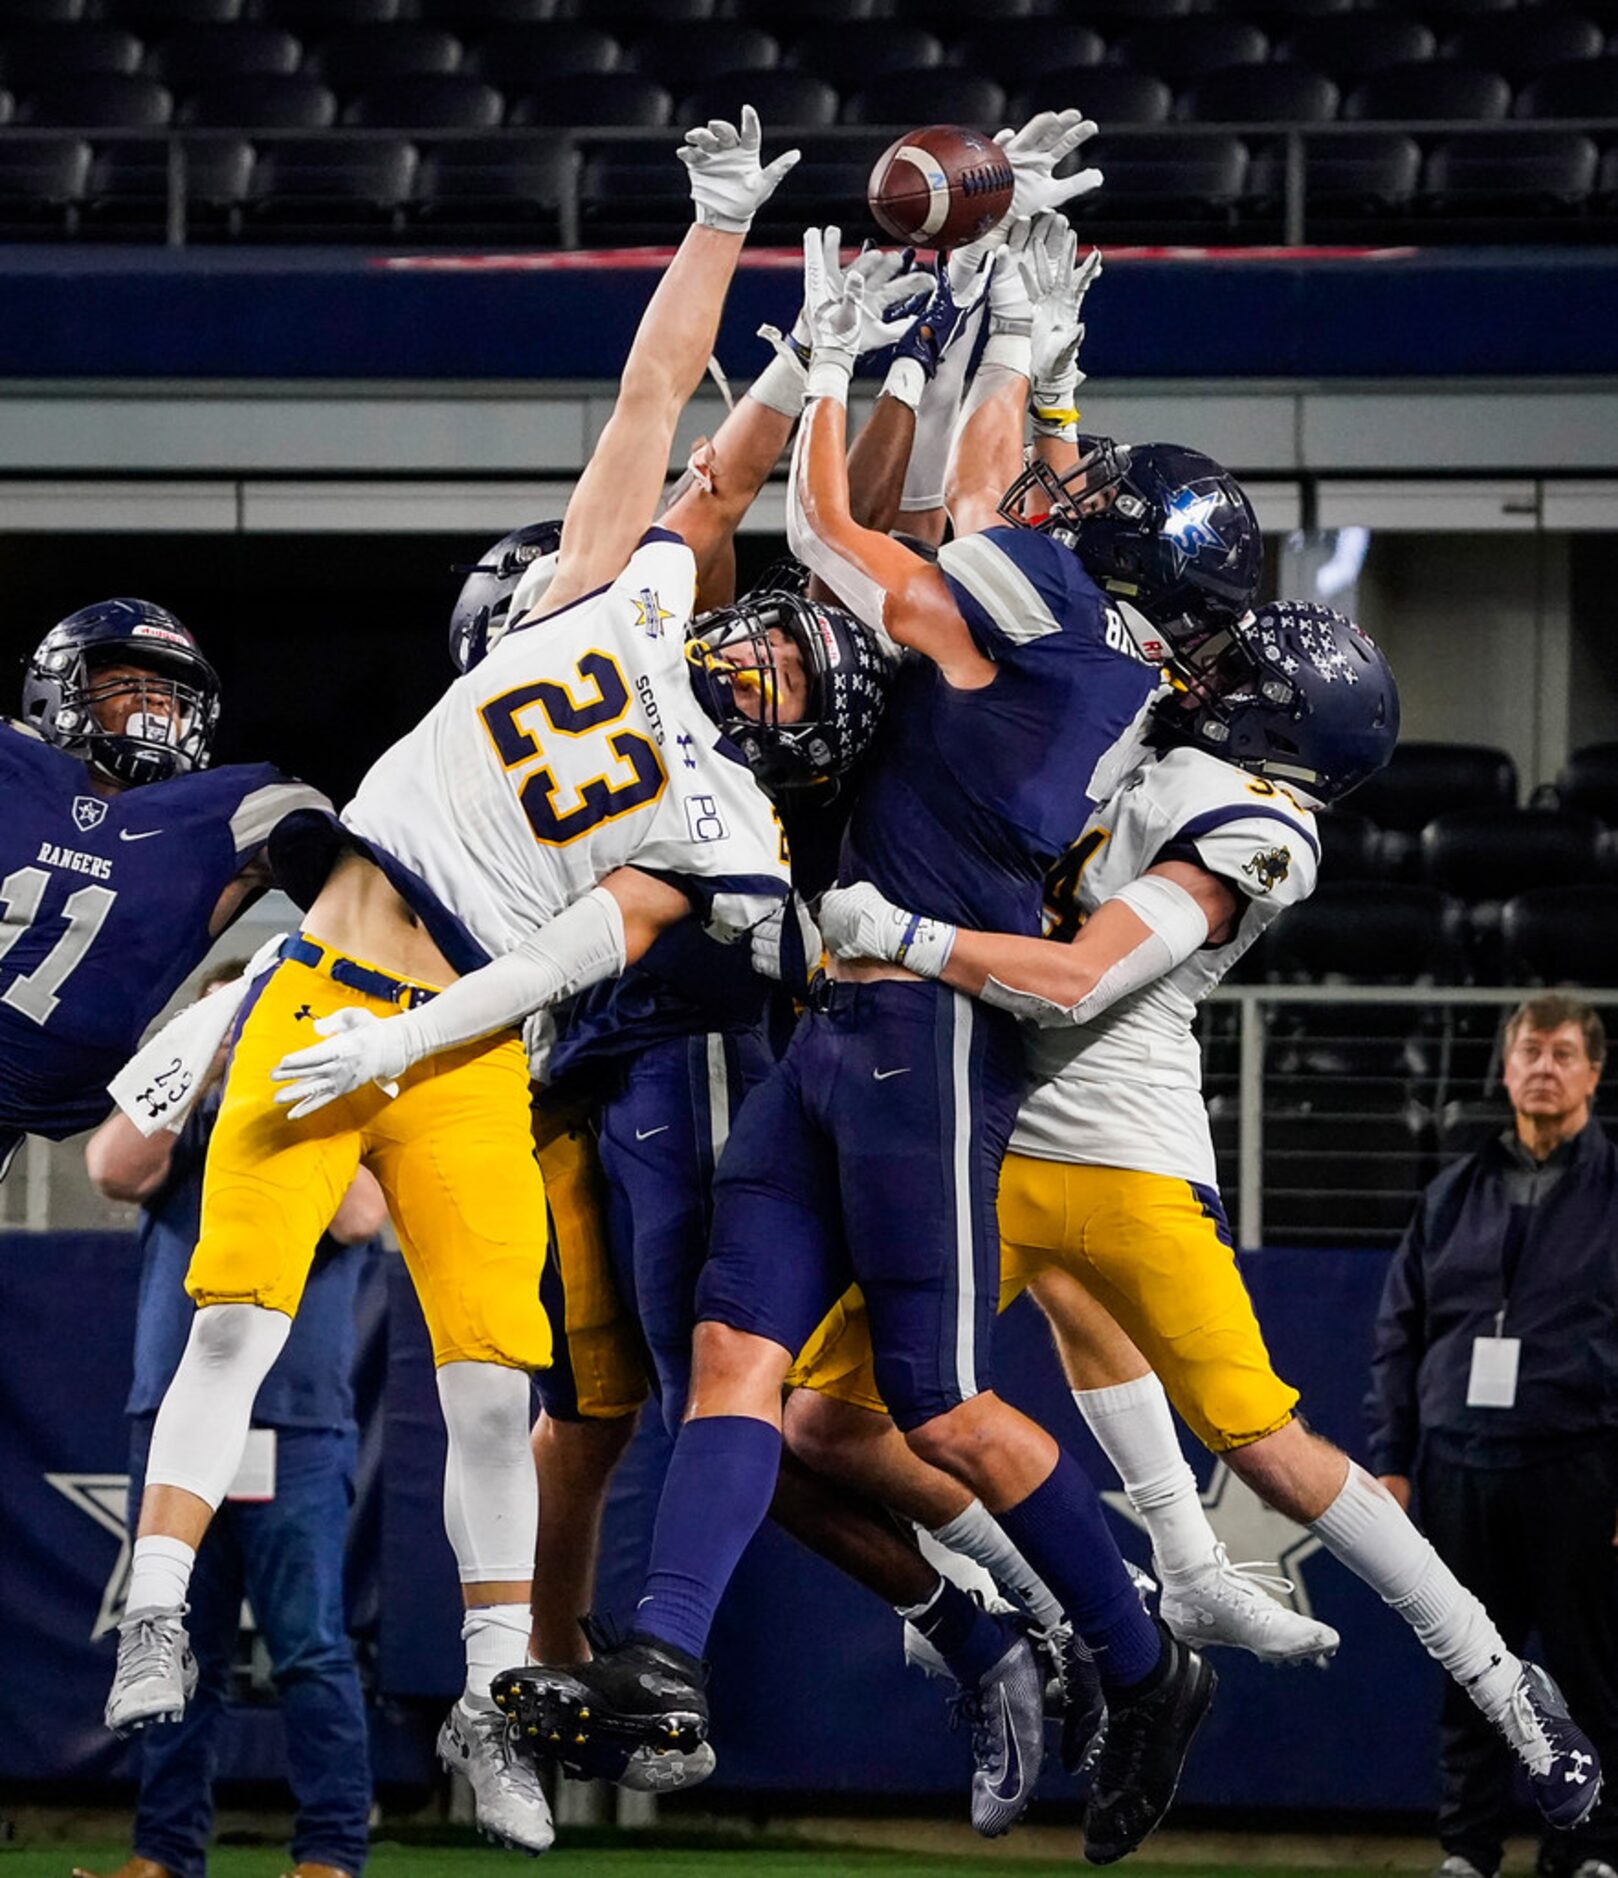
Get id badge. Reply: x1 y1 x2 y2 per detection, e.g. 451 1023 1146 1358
1467 1336 1521 1409
226 1427 277 1503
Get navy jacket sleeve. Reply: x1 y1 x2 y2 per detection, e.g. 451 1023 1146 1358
1365 1194 1431 1476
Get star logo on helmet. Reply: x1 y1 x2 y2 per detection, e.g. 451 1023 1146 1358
632 590 675 637
1162 487 1225 555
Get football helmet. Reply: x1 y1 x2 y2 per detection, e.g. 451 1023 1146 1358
448 520 563 674
1153 600 1399 803
1000 437 1263 691
686 590 889 794
21 598 220 786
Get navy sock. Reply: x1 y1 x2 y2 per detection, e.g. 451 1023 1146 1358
633 1415 782 1660
996 1450 1164 1693
902 1577 1011 1688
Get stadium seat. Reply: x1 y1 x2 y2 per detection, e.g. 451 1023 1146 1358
247 133 414 227
842 70 1006 127
1266 882 1469 980
1421 807 1605 902
563 0 716 20
254 0 400 23
0 25 141 86
1010 66 1172 123
1346 61 1511 119
464 24 619 81
749 127 865 236
1555 742 1618 822
1501 885 1618 984
18 72 170 124
1277 14 1437 84
786 24 944 89
145 24 301 85
1446 12 1604 78
343 76 503 129
413 133 567 230
177 72 334 125
1352 740 1518 832
626 24 779 90
1516 56 1618 117
419 0 557 21
1178 64 1339 121
681 69 837 125
307 26 464 85
1088 0 1194 22
952 23 1104 81
1079 129 1247 214
1116 18 1269 84
0 131 87 226
0 0 84 21
893 0 1052 18
1247 128 1421 212
99 0 241 22
85 131 249 226
1246 0 1357 22
1422 129 1597 212
1315 808 1385 881
509 72 670 125
733 0 875 21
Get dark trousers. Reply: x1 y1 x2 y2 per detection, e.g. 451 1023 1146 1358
1418 1440 1618 1877
126 1419 372 1878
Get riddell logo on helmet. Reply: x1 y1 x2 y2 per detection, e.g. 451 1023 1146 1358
130 624 188 646
811 611 842 668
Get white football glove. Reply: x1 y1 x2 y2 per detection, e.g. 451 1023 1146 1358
679 105 801 234
996 109 1103 220
1022 223 1103 411
272 1006 413 1121
801 225 934 398
749 892 823 996
817 881 957 978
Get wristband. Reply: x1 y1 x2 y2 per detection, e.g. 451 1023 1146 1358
891 909 956 979
881 355 928 412
805 354 854 403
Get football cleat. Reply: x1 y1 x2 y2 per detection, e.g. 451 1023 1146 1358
1083 1628 1217 1866
436 1699 555 1856
1158 1545 1340 1667
951 1630 1048 1839
1430 1859 1488 1878
1491 1662 1602 1831
1044 1623 1108 1778
105 1606 197 1737
492 1631 709 1767
543 1726 718 1793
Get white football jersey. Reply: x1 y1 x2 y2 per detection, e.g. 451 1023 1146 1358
344 532 789 961
1010 745 1320 1186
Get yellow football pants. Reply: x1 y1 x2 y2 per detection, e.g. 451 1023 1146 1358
188 942 553 1370
795 1158 1298 1453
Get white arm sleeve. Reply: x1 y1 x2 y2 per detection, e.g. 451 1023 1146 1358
785 414 902 660
979 874 1209 1029
395 887 627 1062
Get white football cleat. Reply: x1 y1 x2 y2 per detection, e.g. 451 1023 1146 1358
105 1606 198 1737
616 1741 717 1791
1158 1545 1339 1666
437 1698 556 1855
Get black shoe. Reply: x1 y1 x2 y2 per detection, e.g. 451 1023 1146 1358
1494 1662 1603 1832
1083 1627 1216 1866
1055 1624 1109 1778
491 1623 709 1767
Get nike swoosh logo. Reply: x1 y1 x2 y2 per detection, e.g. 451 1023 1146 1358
636 1125 670 1141
990 1682 1024 1802
118 829 163 841
872 1068 910 1081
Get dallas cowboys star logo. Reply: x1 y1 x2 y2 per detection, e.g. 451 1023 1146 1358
46 1472 132 1640
1161 488 1225 556
1103 1460 1326 1617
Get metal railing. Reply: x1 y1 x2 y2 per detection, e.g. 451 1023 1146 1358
2 116 1617 250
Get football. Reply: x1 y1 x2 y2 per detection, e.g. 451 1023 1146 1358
866 123 1016 249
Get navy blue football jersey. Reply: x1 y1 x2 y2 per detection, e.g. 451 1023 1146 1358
0 719 326 1144
839 528 1167 935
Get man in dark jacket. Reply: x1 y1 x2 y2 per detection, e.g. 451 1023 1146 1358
1369 993 1618 1878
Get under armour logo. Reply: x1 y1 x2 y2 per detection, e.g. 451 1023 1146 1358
677 733 697 770
1568 1750 1595 1784
293 1004 314 1021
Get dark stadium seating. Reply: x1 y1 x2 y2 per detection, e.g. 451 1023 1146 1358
1346 60 1513 119
414 133 569 233
1501 885 1618 984
893 0 1049 19
626 24 778 90
86 131 248 227
841 69 1005 127
1422 128 1598 213
680 69 836 127
509 72 670 125
0 0 84 21
1555 742 1618 821
1114 18 1269 84
1516 55 1618 116
0 130 86 225
305 26 462 85
1444 11 1605 77
1266 882 1469 981
177 72 333 126
247 133 413 228
1081 128 1248 217
1179 63 1340 121
343 75 502 128
1011 66 1172 123
785 24 944 89
0 25 140 85
1314 808 1385 881
418 0 556 21
99 0 240 22
17 70 170 123
464 24 619 81
953 23 1104 82
1351 741 1519 832
144 24 302 85
1277 14 1438 83
1421 806 1606 901
1247 127 1422 212
254 0 400 22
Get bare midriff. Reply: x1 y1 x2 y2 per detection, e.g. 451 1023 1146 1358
303 849 459 988
826 955 920 985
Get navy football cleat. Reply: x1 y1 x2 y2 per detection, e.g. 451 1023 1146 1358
1050 1624 1108 1778
1494 1661 1602 1831
952 1629 1047 1838
491 1630 708 1771
1083 1628 1217 1866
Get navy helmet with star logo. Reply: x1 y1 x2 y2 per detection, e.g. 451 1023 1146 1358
21 598 221 787
1154 599 1400 803
999 438 1262 696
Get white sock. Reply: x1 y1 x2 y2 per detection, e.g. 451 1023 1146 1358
929 1500 1064 1629
126 1535 196 1614
1309 1463 1519 1719
1075 1376 1216 1579
462 1603 533 1708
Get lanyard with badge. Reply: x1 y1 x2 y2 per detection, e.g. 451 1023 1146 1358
1467 1187 1531 1409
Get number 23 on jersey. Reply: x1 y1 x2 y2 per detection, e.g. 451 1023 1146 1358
479 649 666 847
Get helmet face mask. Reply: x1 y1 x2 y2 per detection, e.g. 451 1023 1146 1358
21 600 219 786
686 590 889 797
